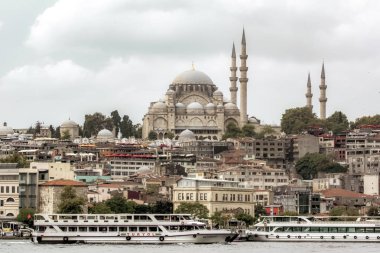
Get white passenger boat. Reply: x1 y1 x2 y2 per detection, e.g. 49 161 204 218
248 216 380 242
32 213 238 244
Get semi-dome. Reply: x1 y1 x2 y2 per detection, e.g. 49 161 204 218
61 119 78 127
152 101 167 109
175 102 185 108
178 129 196 142
172 69 213 85
205 103 216 108
0 122 14 136
166 89 175 95
213 90 223 96
187 102 203 110
224 102 238 110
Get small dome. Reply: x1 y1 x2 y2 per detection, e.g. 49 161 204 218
0 122 14 136
178 129 196 142
152 101 167 109
213 90 223 96
97 129 113 139
172 69 213 85
61 119 78 127
166 89 175 95
187 102 203 110
205 103 216 109
175 102 185 108
217 104 224 109
224 102 238 110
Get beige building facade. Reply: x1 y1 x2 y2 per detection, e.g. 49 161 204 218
0 164 19 219
173 178 255 216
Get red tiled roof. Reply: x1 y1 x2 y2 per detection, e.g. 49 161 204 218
97 184 122 188
321 188 374 198
40 179 87 187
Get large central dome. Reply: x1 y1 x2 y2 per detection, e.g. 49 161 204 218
172 69 213 85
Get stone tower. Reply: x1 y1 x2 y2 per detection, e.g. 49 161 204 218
306 72 313 111
239 29 248 126
319 62 327 120
229 43 238 105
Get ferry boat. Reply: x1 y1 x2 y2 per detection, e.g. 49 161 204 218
31 213 238 244
248 216 380 242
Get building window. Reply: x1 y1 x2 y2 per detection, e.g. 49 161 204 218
178 193 182 200
6 198 15 202
215 193 218 201
204 193 207 201
6 186 9 193
199 193 203 200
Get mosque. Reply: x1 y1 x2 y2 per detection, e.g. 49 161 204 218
142 30 257 140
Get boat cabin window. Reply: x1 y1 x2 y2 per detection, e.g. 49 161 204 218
182 215 191 220
129 226 138 232
120 215 133 221
35 215 45 221
135 215 151 222
139 227 148 232
119 227 128 232
89 227 97 232
79 227 87 232
37 226 46 232
148 226 158 232
59 226 67 232
68 227 77 232
99 226 107 232
109 227 118 232
375 228 380 233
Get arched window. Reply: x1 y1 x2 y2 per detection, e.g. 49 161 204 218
6 213 14 217
6 197 15 202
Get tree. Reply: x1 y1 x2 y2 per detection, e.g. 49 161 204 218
223 122 242 139
120 115 134 138
295 153 347 180
148 131 157 140
351 114 380 129
134 124 142 139
174 202 209 219
105 193 135 213
54 126 61 139
0 153 29 168
49 125 55 138
210 211 231 228
57 186 86 214
256 125 277 139
165 132 175 140
235 213 255 226
61 130 71 140
83 112 114 138
329 206 359 216
88 202 112 214
17 208 35 227
367 206 380 216
326 111 349 134
152 201 173 214
111 110 122 137
281 107 319 134
134 204 152 214
241 124 256 137
254 204 266 219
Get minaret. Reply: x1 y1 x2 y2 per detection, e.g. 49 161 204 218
306 72 313 111
319 62 327 120
229 43 238 105
239 29 248 126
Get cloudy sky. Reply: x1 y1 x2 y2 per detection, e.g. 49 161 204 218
0 0 379 128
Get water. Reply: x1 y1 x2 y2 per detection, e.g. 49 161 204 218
0 240 378 253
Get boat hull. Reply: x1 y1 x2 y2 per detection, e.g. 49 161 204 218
32 233 236 244
249 233 380 242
